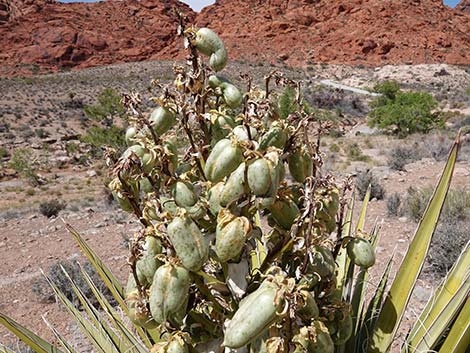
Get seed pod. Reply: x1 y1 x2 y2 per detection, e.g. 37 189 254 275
149 263 190 324
293 322 334 353
194 28 227 72
204 138 243 183
139 177 153 194
288 147 313 183
220 163 246 206
211 113 236 146
232 125 258 141
208 75 242 108
208 182 225 216
125 126 137 145
127 290 159 330
258 126 288 151
136 236 162 286
264 151 284 197
172 181 198 208
269 198 299 230
311 246 335 279
297 290 319 320
247 158 271 196
141 150 158 174
215 210 251 262
150 107 176 136
224 280 282 348
167 214 209 271
329 313 352 345
151 333 189 353
123 144 145 159
185 202 207 220
109 177 139 212
164 139 178 174
347 238 375 269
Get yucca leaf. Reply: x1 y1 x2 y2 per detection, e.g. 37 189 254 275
65 223 127 312
438 296 470 353
356 185 371 233
44 271 120 353
343 187 371 304
0 312 64 353
346 223 381 353
357 255 394 353
404 241 470 351
368 134 460 353
43 317 78 353
402 244 470 352
78 264 152 351
413 280 469 352
335 195 355 297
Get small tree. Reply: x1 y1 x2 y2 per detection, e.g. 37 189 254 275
368 81 442 137
81 88 127 151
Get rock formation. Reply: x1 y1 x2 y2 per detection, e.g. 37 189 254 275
1 0 469 76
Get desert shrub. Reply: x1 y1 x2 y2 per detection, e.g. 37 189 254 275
355 170 385 200
31 259 115 308
81 88 127 152
422 134 452 161
274 86 311 119
427 221 470 276
329 143 340 153
387 144 423 170
39 199 66 218
0 147 8 159
368 81 442 137
403 187 470 223
83 88 125 126
387 192 401 216
81 125 126 151
34 128 49 139
347 142 370 162
8 148 40 185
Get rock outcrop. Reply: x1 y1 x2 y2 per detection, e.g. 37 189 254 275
0 0 194 75
456 0 470 11
1 0 469 76
195 0 470 67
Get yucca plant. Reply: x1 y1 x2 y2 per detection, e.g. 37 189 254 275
1 16 468 353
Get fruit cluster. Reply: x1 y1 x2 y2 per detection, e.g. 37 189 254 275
107 24 375 353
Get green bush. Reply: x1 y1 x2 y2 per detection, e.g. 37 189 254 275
8 148 40 185
368 81 442 137
80 125 126 151
84 88 125 126
347 142 370 162
81 88 127 152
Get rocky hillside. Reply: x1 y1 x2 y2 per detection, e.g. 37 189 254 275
0 0 193 76
195 0 470 67
456 0 470 11
1 0 469 76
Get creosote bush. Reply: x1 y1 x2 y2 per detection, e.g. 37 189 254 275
32 259 115 308
39 199 66 218
8 148 40 186
355 170 385 200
